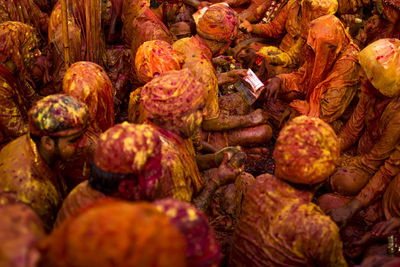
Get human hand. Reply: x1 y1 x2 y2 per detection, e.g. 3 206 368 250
239 20 253 33
215 152 245 186
371 217 400 237
328 199 362 226
219 69 248 84
264 77 281 102
214 146 242 166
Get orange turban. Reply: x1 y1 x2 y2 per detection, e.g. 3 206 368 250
0 21 40 75
195 3 239 42
273 116 339 184
28 94 89 137
141 69 206 119
154 199 221 267
38 200 186 267
135 40 184 84
358 38 400 97
63 61 115 132
94 122 161 174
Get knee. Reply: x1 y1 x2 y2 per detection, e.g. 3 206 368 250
330 166 372 196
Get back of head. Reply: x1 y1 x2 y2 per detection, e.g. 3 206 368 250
28 94 89 138
141 69 206 121
38 200 187 267
93 122 161 174
273 116 339 184
195 3 239 43
358 38 400 97
154 199 221 267
0 21 39 74
135 40 184 84
63 61 115 131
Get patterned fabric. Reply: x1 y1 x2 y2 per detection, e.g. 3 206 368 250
278 15 360 123
358 38 400 97
0 203 46 267
94 122 161 174
0 0 48 38
274 116 339 184
38 200 187 267
63 61 115 132
0 135 65 231
154 198 221 267
135 40 184 84
229 174 347 267
141 69 206 120
28 94 89 137
173 36 219 120
0 21 40 76
195 3 239 42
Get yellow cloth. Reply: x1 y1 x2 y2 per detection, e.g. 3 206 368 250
173 36 219 120
230 174 347 267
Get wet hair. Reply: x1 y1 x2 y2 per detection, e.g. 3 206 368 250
88 161 138 195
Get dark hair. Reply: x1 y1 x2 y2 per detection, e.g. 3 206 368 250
89 161 138 195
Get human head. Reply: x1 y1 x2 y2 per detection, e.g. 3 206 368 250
28 94 89 163
358 38 400 97
195 3 239 55
383 0 400 24
38 200 186 267
0 21 41 76
89 122 162 200
135 40 184 84
273 116 339 185
300 0 338 38
141 69 206 138
63 61 115 132
304 15 352 89
154 199 221 267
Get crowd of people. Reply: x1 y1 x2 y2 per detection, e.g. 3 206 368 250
0 0 400 266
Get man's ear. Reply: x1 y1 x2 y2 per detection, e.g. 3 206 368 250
40 136 55 152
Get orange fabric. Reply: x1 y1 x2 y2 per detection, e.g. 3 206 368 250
383 173 400 219
0 135 66 231
55 180 106 227
195 4 239 42
39 201 187 267
94 122 161 174
0 0 48 37
141 69 206 120
63 61 115 133
0 203 46 267
135 40 184 84
173 36 219 120
147 123 203 201
337 91 400 206
278 15 360 123
274 116 339 184
230 174 347 267
128 7 173 58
